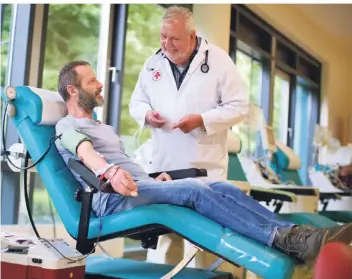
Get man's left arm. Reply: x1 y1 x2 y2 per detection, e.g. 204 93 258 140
200 60 249 136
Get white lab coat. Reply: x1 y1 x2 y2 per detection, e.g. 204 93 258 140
129 38 248 180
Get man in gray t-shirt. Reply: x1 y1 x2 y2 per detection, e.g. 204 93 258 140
54 60 352 265
55 115 153 216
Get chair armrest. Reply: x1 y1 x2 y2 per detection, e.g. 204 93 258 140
68 158 100 188
319 192 342 201
318 192 345 211
68 158 114 192
250 186 297 203
68 158 207 186
250 186 297 213
148 168 207 180
269 186 319 197
65 159 100 254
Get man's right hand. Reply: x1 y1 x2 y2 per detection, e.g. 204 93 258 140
145 110 167 128
105 167 138 197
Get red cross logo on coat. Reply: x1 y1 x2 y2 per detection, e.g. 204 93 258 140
152 70 162 81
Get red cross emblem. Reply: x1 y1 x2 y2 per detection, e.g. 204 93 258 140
152 70 162 81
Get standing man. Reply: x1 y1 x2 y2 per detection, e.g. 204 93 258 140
129 6 248 180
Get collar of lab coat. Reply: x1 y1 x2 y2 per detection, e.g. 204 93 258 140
197 36 209 53
186 37 209 76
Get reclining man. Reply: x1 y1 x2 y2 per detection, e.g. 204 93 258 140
55 61 352 265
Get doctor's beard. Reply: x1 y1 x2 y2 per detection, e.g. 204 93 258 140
78 87 104 111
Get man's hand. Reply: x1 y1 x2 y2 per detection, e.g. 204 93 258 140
105 167 138 196
145 110 167 128
172 114 204 134
155 172 172 181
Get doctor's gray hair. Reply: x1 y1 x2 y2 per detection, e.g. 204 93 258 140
162 6 196 34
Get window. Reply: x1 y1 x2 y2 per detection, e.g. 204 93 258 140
272 70 290 144
0 4 13 126
236 50 263 105
233 49 263 156
42 4 102 91
293 84 313 184
30 173 60 224
120 4 164 157
1 4 13 90
32 4 103 225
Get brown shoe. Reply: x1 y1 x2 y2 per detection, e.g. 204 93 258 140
273 223 352 264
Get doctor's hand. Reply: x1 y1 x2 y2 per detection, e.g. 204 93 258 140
105 167 138 197
155 172 172 181
145 110 167 128
172 114 204 134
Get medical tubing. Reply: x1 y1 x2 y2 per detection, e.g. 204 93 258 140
38 178 105 263
22 153 106 263
2 101 62 170
23 152 41 238
23 165 106 263
48 194 57 238
40 162 118 262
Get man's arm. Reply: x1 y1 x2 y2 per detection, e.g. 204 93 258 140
76 141 138 196
59 128 138 196
75 141 113 175
200 54 249 136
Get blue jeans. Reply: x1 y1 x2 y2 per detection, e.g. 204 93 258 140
103 178 294 246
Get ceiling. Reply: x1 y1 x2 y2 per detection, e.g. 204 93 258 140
294 4 352 49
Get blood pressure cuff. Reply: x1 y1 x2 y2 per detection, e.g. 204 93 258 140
61 129 92 155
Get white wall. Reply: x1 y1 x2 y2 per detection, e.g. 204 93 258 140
193 4 231 53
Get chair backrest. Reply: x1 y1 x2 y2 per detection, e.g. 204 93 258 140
271 141 303 185
4 86 82 237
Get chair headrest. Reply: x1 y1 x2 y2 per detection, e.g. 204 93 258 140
227 129 241 153
274 141 301 170
27 86 68 125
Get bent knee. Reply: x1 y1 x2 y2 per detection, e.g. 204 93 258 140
208 181 243 192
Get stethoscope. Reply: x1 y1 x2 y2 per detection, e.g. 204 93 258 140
146 40 209 74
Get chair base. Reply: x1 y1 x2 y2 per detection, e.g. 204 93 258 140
85 256 233 279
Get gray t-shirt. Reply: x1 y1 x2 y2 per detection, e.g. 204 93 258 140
55 115 151 216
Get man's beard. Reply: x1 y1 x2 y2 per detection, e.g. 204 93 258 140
77 87 104 111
